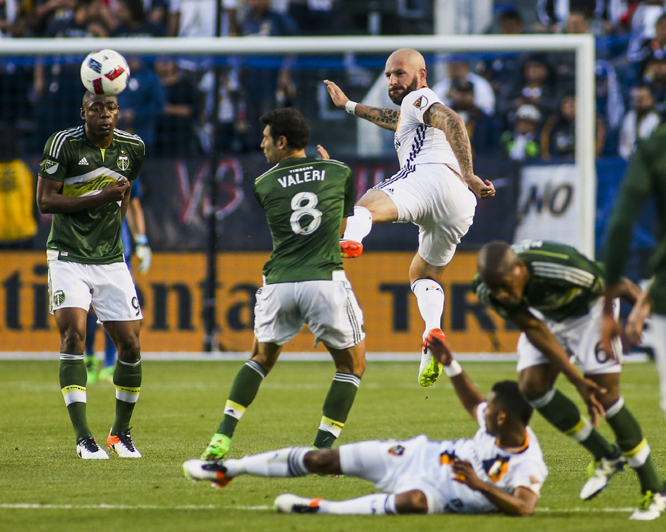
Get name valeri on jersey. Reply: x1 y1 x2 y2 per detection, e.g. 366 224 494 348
277 167 326 188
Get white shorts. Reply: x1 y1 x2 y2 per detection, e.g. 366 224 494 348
339 435 445 514
253 271 364 350
373 164 477 267
48 256 143 322
516 299 622 375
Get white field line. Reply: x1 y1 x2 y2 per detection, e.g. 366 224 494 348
0 503 634 513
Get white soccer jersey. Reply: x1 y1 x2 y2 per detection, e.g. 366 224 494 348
432 402 548 513
394 87 462 174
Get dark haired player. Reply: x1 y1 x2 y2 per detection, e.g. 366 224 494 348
201 108 366 460
36 92 145 459
186 331 546 517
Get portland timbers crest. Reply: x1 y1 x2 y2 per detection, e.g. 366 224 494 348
117 153 130 171
53 290 66 307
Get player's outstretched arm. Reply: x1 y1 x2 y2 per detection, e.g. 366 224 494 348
512 310 607 425
452 460 537 516
423 103 495 199
425 332 484 419
323 80 400 132
36 176 130 214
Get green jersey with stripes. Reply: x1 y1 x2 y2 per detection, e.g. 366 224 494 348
39 126 145 264
474 240 605 322
604 124 666 314
254 156 354 284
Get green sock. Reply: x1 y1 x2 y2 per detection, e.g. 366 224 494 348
217 360 267 437
84 354 98 373
112 359 141 433
59 353 91 441
531 388 616 460
313 372 362 449
606 398 666 494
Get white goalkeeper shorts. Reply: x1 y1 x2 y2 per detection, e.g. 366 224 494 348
373 164 477 267
48 254 143 322
517 299 622 375
339 435 445 514
253 271 364 350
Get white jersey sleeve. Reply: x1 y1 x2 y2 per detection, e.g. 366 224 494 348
395 87 462 174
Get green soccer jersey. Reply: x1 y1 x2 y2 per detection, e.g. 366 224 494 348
604 124 666 314
254 156 354 284
474 240 605 322
39 126 145 264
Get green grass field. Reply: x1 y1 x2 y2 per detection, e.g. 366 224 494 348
1 359 665 532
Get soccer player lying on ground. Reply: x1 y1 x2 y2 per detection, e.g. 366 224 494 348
474 239 666 520
184 332 547 516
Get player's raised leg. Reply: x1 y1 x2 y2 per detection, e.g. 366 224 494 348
104 319 143 458
202 340 281 460
56 307 109 459
340 190 397 258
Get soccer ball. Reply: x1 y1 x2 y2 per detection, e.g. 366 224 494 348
80 49 130 96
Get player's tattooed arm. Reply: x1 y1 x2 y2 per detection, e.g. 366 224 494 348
354 105 400 131
424 103 496 199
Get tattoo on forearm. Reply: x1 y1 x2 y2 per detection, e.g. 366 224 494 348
426 104 474 177
357 106 400 132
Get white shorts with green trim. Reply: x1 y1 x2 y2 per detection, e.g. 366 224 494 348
253 271 364 350
516 299 622 375
48 253 143 322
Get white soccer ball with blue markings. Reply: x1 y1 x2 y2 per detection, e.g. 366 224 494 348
80 49 130 96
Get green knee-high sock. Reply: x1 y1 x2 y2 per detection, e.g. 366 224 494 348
606 398 666 494
313 372 362 449
217 360 267 437
530 388 616 460
112 358 142 434
59 353 91 441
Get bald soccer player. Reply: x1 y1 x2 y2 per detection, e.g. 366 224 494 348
325 48 496 387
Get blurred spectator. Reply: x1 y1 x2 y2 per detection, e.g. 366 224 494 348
289 0 351 35
541 94 606 159
0 0 32 37
485 8 525 99
448 78 500 156
143 0 170 30
497 6 523 34
432 59 496 116
536 0 626 32
630 0 665 41
239 0 299 149
0 125 37 248
499 104 542 161
43 0 105 36
501 54 558 121
170 0 239 37
117 57 167 153
111 0 165 37
596 59 626 155
0 58 34 132
628 12 666 78
618 84 661 159
154 57 202 156
29 0 77 37
642 55 666 106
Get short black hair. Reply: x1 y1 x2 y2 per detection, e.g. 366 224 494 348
260 108 309 151
491 380 533 426
498 8 522 23
119 0 145 22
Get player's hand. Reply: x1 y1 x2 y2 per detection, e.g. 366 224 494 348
626 301 650 346
101 178 130 203
134 234 152 274
573 378 606 427
424 331 453 366
317 144 330 160
600 314 623 361
452 459 485 491
467 175 495 199
323 80 349 108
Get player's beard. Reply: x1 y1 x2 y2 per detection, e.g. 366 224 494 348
388 77 419 105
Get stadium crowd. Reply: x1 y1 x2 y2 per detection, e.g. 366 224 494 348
2 0 666 160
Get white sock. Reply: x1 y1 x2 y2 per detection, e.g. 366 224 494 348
342 206 373 243
411 279 445 338
318 494 397 515
224 447 310 478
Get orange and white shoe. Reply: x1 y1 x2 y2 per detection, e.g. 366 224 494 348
341 240 363 258
274 494 322 513
107 428 142 458
183 459 233 489
419 329 446 387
